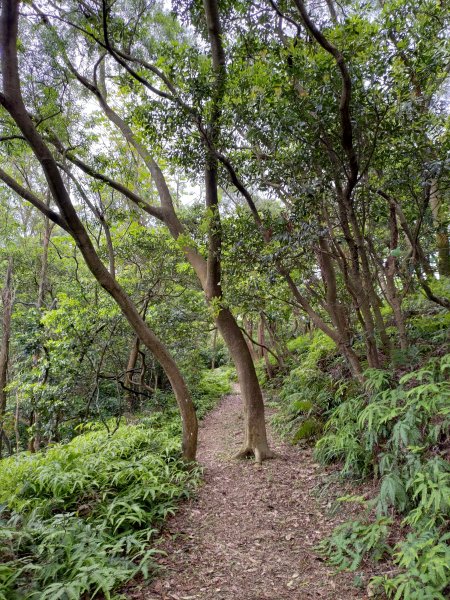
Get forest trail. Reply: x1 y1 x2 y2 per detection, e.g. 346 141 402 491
127 386 363 600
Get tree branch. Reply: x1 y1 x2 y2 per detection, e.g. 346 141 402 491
0 167 69 231
292 0 358 195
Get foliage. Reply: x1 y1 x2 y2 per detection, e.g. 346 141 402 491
0 0 449 597
272 331 346 443
286 332 336 369
373 529 450 600
316 353 450 599
0 364 234 599
191 366 235 418
318 516 393 571
0 418 201 599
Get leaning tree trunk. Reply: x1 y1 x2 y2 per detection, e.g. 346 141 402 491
0 0 198 461
216 308 273 463
52 6 272 461
0 258 13 458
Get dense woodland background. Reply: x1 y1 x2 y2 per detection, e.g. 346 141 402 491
0 0 449 598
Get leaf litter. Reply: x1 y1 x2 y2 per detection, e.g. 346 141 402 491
125 386 369 599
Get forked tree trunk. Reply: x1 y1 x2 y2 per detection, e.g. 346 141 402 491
262 313 289 369
282 266 364 379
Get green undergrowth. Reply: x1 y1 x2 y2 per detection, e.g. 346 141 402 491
192 365 235 418
317 354 450 599
0 424 196 599
271 314 450 599
271 330 349 443
0 366 233 600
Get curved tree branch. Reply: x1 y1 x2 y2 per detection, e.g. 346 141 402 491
292 0 358 196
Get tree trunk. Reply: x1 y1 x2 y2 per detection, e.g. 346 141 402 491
28 214 52 453
51 0 272 461
257 319 264 360
342 203 385 366
281 266 364 379
202 0 272 462
0 258 13 458
211 327 218 369
216 308 273 463
37 212 52 309
384 205 408 350
82 247 200 460
243 317 258 361
124 336 140 410
317 236 357 358
262 313 288 369
0 0 198 461
259 316 274 379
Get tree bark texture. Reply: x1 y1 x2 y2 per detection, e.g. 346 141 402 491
0 258 13 458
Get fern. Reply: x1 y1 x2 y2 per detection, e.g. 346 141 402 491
316 355 450 599
292 417 323 442
317 517 393 571
372 530 450 600
0 419 202 599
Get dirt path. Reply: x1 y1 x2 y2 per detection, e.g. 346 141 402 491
127 387 364 600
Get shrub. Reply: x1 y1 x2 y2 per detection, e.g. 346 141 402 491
316 354 450 599
272 331 347 444
191 366 235 418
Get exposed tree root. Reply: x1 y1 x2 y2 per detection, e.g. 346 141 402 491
233 446 277 464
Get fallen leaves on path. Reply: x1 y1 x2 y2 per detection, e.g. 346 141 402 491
126 387 367 600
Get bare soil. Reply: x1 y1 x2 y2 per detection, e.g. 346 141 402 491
127 386 367 600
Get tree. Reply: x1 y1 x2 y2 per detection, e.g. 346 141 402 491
0 257 13 457
0 0 198 461
15 0 273 461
